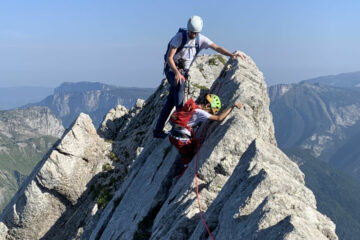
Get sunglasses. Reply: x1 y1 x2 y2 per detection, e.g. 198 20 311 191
189 31 199 36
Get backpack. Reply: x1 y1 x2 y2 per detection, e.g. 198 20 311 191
169 98 198 130
164 28 200 64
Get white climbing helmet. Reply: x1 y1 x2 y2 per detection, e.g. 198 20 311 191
187 16 203 33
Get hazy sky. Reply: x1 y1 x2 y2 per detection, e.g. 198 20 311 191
1 0 359 88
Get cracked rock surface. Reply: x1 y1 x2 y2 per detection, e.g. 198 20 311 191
0 113 110 240
86 53 337 240
0 53 337 240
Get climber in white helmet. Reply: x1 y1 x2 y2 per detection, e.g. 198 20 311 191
154 15 245 138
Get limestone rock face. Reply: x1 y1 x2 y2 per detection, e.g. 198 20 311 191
269 82 360 180
0 113 111 240
27 82 154 128
0 106 64 212
189 139 336 240
0 53 337 240
0 106 64 140
84 53 336 240
0 222 7 239
97 98 145 140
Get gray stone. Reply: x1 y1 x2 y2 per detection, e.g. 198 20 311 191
0 106 64 212
98 104 128 139
0 113 111 240
0 53 338 240
86 53 336 240
0 222 8 239
189 139 337 240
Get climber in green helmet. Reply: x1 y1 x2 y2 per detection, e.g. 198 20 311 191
205 94 221 114
168 94 243 177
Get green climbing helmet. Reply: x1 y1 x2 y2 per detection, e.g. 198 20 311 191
206 94 221 114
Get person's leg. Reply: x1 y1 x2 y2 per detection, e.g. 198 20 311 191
175 78 185 110
154 70 176 137
178 139 196 166
169 136 194 178
171 138 196 178
154 68 185 137
154 87 175 133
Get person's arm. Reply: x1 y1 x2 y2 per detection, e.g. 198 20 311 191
209 43 245 60
167 47 186 84
208 102 243 122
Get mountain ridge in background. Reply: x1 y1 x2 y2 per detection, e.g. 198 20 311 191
284 148 360 240
24 81 155 128
0 87 53 110
269 71 360 239
269 80 360 180
0 106 64 211
1 67 358 239
0 54 337 240
300 71 360 90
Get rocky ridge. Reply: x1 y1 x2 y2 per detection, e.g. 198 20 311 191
0 114 111 239
26 82 154 128
0 54 337 239
0 106 64 140
0 107 64 212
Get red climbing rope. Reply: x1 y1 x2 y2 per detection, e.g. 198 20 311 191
210 81 223 96
192 71 226 240
215 82 223 95
195 139 215 240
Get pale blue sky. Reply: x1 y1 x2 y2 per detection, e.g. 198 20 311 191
0 0 359 88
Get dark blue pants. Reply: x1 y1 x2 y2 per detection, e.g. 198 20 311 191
155 67 186 132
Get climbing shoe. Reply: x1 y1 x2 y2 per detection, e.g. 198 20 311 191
153 130 168 139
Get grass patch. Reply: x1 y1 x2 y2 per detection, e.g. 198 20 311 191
97 188 113 209
102 163 113 172
92 183 113 209
208 57 218 66
193 83 209 91
217 55 227 65
198 65 206 79
107 151 119 162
